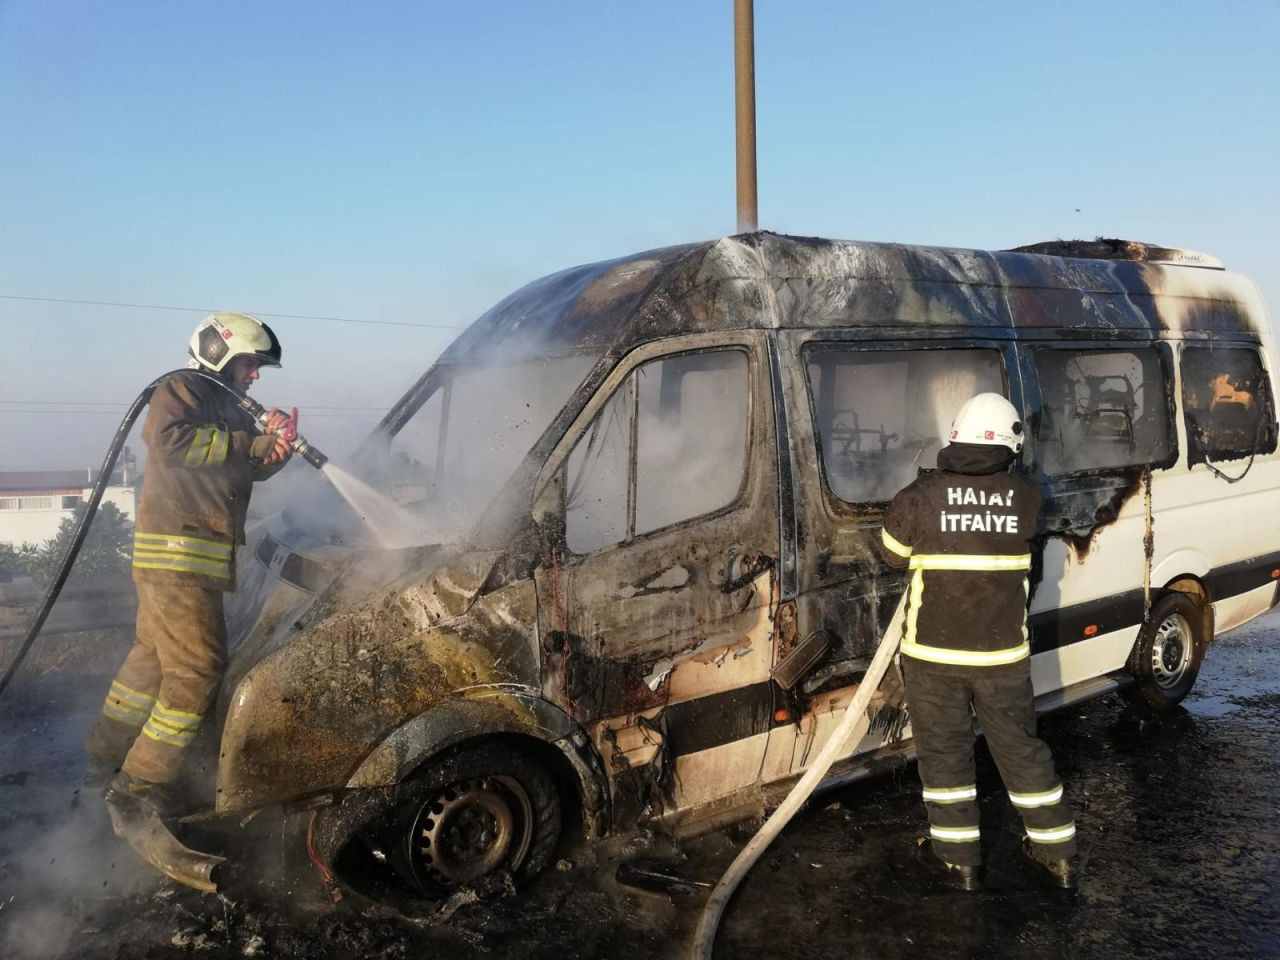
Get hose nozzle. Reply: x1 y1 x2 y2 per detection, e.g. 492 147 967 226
236 397 329 471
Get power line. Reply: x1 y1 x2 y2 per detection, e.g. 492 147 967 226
0 399 390 411
0 408 384 420
0 294 468 330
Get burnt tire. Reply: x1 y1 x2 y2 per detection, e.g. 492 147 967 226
395 743 561 898
1124 592 1206 711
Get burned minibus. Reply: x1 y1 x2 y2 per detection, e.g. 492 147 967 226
194 233 1280 900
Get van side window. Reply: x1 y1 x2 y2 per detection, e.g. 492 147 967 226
805 347 1005 504
1181 346 1277 465
1032 347 1174 475
566 349 749 554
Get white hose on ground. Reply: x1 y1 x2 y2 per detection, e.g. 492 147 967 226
690 594 908 960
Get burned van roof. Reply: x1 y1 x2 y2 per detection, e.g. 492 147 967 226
440 232 1265 363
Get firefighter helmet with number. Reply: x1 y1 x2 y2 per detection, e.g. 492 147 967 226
188 313 283 373
949 392 1024 452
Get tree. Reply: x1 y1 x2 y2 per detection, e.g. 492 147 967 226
0 542 27 582
22 501 134 581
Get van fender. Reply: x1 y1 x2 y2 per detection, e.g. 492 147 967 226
1144 550 1215 646
1149 549 1211 594
345 686 609 837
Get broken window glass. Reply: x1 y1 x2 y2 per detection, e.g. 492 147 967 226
390 355 597 541
565 349 750 554
805 347 1005 504
1181 346 1277 465
566 382 632 555
1032 347 1174 476
634 351 748 536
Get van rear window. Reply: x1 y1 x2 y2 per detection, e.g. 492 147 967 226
805 347 1005 504
1032 346 1174 476
1181 346 1277 466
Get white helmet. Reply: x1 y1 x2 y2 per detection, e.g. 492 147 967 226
949 392 1024 452
188 312 283 373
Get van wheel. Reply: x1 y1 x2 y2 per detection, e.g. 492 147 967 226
1125 592 1205 711
399 743 561 897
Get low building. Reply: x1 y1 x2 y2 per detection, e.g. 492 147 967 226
0 467 137 548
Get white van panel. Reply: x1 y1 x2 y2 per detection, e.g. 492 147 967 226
674 729 772 808
764 684 899 778
1213 581 1276 635
1030 627 1138 696
1033 507 1149 613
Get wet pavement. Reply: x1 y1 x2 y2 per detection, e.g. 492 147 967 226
1 608 1278 959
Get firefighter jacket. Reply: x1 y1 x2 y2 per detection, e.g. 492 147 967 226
878 443 1042 669
132 370 284 590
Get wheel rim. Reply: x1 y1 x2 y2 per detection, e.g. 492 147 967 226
1150 611 1193 690
409 775 534 887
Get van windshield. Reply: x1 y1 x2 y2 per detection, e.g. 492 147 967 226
386 353 599 541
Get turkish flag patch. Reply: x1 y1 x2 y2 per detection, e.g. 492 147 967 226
984 430 995 440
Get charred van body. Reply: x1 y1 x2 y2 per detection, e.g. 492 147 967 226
170 233 1279 901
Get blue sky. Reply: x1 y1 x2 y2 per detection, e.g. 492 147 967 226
2 0 1277 467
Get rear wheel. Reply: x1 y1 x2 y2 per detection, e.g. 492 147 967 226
1125 592 1206 711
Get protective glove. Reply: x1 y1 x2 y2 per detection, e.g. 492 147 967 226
249 432 292 465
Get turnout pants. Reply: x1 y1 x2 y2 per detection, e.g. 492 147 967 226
903 657 1077 867
85 580 227 784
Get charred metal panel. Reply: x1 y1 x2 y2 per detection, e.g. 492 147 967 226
1009 238 1222 267
758 236 1010 331
344 691 578 787
401 233 1267 391
766 332 799 597
441 247 697 361
216 552 541 813
1037 469 1149 561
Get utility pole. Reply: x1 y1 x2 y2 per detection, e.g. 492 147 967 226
734 0 758 233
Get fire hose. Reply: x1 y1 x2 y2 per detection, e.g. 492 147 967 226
690 593 908 960
0 368 328 699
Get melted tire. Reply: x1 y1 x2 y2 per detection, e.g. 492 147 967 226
396 742 561 899
1125 592 1206 711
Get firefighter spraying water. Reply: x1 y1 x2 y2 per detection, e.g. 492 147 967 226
85 313 304 821
0 312 339 888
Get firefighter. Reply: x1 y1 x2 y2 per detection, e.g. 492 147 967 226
85 313 294 817
879 392 1078 891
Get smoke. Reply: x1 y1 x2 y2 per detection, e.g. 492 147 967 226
0 621 156 960
0 795 156 960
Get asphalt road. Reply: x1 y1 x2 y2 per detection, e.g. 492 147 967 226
1 608 1277 959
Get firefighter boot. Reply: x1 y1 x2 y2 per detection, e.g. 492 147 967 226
1020 836 1079 890
83 757 120 791
104 771 174 820
915 836 982 891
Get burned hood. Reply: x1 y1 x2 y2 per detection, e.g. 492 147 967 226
216 548 541 812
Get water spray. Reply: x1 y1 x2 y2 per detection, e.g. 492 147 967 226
0 368 327 698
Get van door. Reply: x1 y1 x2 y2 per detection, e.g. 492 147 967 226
766 334 1018 782
1020 341 1178 694
532 332 781 825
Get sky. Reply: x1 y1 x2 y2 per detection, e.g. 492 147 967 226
1 0 1277 468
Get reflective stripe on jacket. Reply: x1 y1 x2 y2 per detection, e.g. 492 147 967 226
132 371 284 590
878 462 1041 667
